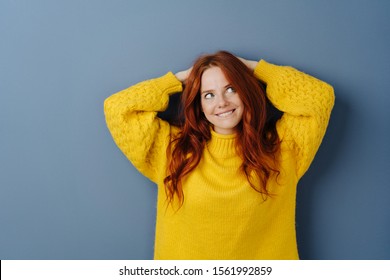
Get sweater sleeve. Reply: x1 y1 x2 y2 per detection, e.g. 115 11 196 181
104 72 183 183
254 60 335 179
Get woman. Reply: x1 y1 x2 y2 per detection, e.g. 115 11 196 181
104 51 335 259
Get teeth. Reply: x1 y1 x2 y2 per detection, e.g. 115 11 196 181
217 110 234 117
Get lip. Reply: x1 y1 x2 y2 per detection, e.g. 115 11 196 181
215 109 236 117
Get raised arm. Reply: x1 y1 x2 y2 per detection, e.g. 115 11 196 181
242 58 335 179
104 72 182 183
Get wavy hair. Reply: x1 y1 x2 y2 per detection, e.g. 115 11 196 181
164 51 281 206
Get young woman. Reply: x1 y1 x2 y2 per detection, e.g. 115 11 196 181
104 51 335 259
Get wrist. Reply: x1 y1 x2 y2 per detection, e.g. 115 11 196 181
247 60 258 71
174 72 185 83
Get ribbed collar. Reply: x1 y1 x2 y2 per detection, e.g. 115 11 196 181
206 129 238 159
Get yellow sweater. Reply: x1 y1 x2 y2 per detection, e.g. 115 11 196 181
104 60 335 259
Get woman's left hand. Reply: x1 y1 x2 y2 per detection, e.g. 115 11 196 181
236 56 258 71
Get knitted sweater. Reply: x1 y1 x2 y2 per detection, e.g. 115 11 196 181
104 60 335 259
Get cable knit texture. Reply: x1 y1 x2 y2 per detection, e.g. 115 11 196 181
104 60 335 259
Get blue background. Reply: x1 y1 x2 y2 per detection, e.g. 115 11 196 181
1 0 389 259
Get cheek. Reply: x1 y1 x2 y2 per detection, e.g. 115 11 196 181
238 109 244 122
201 101 212 115
236 98 245 117
235 95 244 107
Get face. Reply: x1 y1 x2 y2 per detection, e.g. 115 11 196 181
200 67 244 135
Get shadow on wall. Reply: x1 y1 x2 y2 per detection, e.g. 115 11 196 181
296 94 349 259
158 92 183 126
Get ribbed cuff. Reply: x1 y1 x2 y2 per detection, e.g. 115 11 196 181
153 72 183 96
254 60 283 85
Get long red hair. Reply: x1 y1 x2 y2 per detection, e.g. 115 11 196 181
164 51 280 206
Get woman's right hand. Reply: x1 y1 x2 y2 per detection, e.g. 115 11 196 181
175 67 193 83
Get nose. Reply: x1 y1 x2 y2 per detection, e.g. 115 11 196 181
217 94 229 108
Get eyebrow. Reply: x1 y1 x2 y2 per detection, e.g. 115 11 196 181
201 84 232 94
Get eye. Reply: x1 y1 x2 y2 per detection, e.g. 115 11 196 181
203 92 214 99
226 87 236 94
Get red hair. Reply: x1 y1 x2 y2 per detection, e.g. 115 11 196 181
164 51 280 206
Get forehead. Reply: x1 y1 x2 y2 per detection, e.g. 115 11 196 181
201 67 229 90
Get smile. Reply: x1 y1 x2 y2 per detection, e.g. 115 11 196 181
215 109 235 117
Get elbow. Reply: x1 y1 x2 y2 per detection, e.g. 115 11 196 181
323 82 335 111
103 96 111 114
104 95 115 118
328 84 335 109
103 96 116 127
